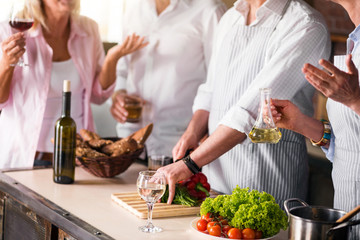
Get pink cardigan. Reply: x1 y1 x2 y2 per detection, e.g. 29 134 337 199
0 16 115 168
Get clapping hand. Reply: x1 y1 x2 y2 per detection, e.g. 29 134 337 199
302 55 360 111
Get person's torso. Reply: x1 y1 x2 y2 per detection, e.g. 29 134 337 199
328 55 360 155
117 0 225 155
37 59 85 152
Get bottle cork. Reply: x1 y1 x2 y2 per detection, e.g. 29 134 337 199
63 80 71 92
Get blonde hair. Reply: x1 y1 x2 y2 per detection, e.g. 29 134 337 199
26 0 80 30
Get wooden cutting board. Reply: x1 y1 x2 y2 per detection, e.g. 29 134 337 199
111 192 200 219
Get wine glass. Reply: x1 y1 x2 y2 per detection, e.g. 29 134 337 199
9 0 34 67
136 170 166 233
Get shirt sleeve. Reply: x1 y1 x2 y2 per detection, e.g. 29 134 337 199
193 8 232 113
201 3 227 68
219 19 331 134
321 131 335 162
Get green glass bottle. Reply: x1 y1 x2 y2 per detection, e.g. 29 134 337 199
53 80 76 184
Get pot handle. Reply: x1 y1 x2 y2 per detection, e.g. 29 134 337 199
284 198 309 215
327 219 360 238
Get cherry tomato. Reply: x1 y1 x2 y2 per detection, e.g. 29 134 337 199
196 219 208 232
228 228 242 239
197 172 208 184
222 225 232 235
209 225 222 237
201 213 214 222
207 221 218 232
242 228 256 239
201 213 210 220
255 230 263 239
220 219 228 225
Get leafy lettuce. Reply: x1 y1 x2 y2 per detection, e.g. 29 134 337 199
200 186 288 237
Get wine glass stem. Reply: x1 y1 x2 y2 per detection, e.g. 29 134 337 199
146 202 154 228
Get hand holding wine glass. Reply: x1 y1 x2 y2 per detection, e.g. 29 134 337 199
137 170 166 233
8 0 34 67
0 32 26 66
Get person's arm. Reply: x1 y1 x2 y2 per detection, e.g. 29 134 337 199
162 124 246 204
270 99 325 143
0 32 25 104
172 110 210 160
219 20 331 135
303 54 360 116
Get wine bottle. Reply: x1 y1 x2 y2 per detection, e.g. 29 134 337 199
53 80 76 184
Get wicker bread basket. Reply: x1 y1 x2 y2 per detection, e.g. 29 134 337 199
76 124 152 178
76 142 144 178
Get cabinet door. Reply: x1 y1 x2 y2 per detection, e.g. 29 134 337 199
3 195 52 240
0 191 5 240
58 229 77 240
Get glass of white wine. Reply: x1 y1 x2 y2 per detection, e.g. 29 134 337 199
249 88 282 144
137 170 166 233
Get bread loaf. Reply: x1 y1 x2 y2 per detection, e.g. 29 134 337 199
76 125 152 159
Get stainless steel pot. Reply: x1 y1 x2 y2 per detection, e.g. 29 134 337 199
284 198 360 240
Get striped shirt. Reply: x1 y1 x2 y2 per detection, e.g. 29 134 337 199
193 0 331 206
328 54 360 240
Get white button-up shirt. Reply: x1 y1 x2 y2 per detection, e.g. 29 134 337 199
193 0 331 200
115 0 227 156
194 0 331 135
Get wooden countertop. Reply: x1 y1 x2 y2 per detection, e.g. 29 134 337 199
3 163 288 240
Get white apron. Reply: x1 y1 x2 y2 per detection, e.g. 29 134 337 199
329 55 360 239
203 0 309 207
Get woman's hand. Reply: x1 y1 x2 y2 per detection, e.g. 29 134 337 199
270 99 324 142
107 33 148 62
0 32 26 66
302 55 360 113
270 99 305 132
157 160 193 204
100 34 148 90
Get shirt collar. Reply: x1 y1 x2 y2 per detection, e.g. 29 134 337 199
27 15 88 39
147 0 181 9
234 0 289 21
349 24 360 45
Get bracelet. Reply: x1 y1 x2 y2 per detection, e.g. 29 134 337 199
310 119 331 147
176 155 200 174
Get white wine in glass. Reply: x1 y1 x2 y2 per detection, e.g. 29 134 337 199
9 0 34 67
137 170 166 233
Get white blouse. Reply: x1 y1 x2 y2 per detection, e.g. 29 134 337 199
115 0 227 155
37 59 84 152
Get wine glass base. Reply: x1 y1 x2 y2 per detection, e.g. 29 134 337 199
138 225 163 233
